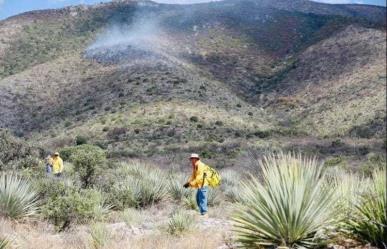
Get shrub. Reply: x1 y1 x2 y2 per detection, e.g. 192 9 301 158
14 155 41 169
0 130 40 170
359 153 386 176
42 188 109 231
189 116 199 122
0 173 39 219
344 169 386 248
75 135 88 145
167 210 194 236
67 145 106 187
254 130 271 138
215 120 223 126
90 223 110 249
233 152 339 248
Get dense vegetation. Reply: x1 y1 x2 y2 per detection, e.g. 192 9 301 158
0 0 385 248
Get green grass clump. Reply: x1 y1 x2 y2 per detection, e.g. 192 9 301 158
345 169 386 248
233 152 339 248
90 223 111 249
167 210 194 236
0 173 39 219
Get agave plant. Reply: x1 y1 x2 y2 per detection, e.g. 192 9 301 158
90 223 110 249
167 209 194 236
334 172 370 220
0 173 39 219
233 152 339 248
345 169 386 248
168 175 191 202
0 237 10 249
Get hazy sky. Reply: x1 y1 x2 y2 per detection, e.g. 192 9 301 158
0 0 385 20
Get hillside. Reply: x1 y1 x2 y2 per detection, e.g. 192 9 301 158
0 0 385 166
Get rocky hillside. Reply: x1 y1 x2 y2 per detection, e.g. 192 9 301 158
0 0 385 166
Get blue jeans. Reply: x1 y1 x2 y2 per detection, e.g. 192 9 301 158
196 187 208 215
46 164 52 174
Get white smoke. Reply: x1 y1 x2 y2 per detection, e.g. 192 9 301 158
87 13 162 51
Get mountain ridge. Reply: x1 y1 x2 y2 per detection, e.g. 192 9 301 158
0 0 385 166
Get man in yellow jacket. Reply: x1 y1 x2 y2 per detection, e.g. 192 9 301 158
183 153 209 216
51 152 64 177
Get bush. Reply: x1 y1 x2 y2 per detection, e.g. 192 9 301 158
254 130 271 138
0 173 39 219
0 129 40 170
67 145 106 187
189 116 199 122
167 210 194 236
345 169 386 248
42 188 109 231
233 152 339 248
75 135 88 145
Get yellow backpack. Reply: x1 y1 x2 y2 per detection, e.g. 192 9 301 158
204 165 221 187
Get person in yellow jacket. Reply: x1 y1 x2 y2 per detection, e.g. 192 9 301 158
51 152 64 177
183 153 209 216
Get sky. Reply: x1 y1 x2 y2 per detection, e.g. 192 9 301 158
0 0 385 21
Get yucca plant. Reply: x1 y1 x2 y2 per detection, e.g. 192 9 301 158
183 192 197 210
233 152 339 248
0 173 39 219
207 188 223 206
334 173 370 220
168 174 191 202
345 169 386 248
0 238 10 249
90 223 110 249
167 209 194 236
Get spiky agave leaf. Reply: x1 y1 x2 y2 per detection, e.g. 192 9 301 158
345 168 386 248
232 152 339 248
0 173 39 219
0 237 10 249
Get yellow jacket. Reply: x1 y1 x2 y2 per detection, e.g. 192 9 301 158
51 156 64 174
188 160 209 188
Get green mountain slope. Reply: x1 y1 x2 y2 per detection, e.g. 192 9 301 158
0 0 385 165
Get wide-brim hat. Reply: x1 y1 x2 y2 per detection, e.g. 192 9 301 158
189 153 200 159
